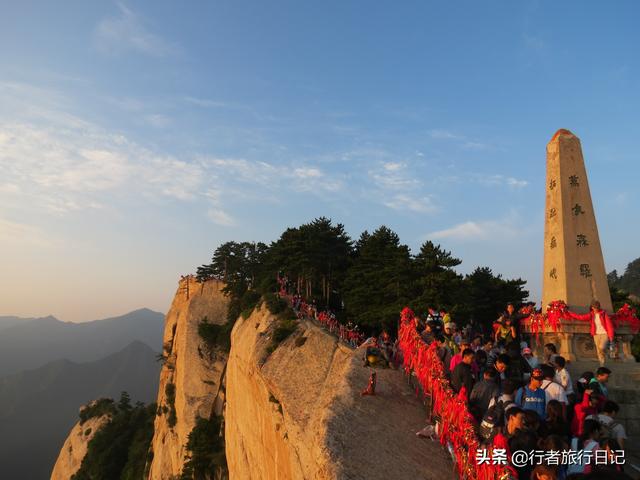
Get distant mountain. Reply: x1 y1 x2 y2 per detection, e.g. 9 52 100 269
609 257 640 298
0 315 32 332
0 308 164 377
0 341 160 480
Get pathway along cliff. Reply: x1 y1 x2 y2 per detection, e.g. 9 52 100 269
52 277 453 479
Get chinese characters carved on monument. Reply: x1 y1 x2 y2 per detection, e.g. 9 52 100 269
576 234 589 247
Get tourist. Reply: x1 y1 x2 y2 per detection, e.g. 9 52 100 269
568 300 615 366
487 379 518 417
495 316 517 347
492 353 510 392
473 349 488 378
543 400 570 441
505 342 532 385
443 322 458 353
540 365 568 413
571 389 601 437
450 348 475 396
539 435 569 479
515 368 546 420
469 368 500 421
543 343 559 365
449 341 471 372
435 335 452 375
567 418 601 475
591 400 627 449
553 356 575 404
471 334 483 352
589 366 611 400
491 406 526 453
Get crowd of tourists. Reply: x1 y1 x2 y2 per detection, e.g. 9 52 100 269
277 275 365 347
413 301 629 480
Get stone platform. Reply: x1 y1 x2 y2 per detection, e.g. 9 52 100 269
521 318 636 363
522 319 640 475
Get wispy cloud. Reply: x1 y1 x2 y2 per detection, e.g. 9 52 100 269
427 213 523 242
384 194 437 214
428 128 492 151
184 96 231 109
93 3 178 57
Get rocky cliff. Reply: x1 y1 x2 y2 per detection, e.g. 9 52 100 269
225 304 452 480
146 277 230 480
50 414 110 480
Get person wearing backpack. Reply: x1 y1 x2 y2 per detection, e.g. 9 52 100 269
567 419 601 475
469 367 500 421
592 400 627 449
515 368 546 420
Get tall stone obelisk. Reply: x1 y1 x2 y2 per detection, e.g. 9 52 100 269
542 129 613 313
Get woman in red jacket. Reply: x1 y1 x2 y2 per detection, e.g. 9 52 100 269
571 389 601 437
569 300 614 366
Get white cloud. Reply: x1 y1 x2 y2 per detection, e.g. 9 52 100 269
384 194 437 214
428 129 461 140
383 162 403 172
427 216 521 241
94 3 177 57
207 208 236 226
184 96 230 109
472 174 528 189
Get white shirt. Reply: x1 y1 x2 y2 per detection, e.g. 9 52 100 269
541 379 568 405
594 312 606 335
554 368 574 395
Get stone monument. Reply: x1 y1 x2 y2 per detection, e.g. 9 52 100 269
522 129 635 364
542 128 613 312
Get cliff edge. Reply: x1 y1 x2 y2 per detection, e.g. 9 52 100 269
50 414 110 480
225 304 453 480
147 277 229 479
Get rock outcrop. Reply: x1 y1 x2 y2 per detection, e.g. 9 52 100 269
146 277 229 480
50 414 110 480
225 304 453 480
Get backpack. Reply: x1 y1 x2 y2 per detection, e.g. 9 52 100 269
597 416 622 441
479 399 514 442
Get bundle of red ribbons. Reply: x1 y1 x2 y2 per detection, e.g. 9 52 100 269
522 300 640 337
398 307 512 480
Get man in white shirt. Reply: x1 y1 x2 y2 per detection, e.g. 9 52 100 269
553 355 575 403
541 365 568 416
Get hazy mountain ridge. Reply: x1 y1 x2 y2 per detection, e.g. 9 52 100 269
0 308 164 377
0 340 161 480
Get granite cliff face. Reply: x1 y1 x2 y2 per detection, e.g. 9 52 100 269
225 304 452 480
53 278 452 479
50 414 110 480
146 277 229 479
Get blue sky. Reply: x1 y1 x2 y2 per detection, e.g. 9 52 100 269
1 1 638 321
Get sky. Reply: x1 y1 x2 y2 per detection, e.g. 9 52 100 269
1 1 638 322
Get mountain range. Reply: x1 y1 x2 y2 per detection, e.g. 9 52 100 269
0 341 161 480
0 308 165 479
0 308 164 377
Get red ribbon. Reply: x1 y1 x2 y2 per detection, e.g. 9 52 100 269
398 307 510 480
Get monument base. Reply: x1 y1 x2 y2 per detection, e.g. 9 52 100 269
521 318 636 364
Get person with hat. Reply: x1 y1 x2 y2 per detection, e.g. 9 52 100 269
443 321 458 354
515 368 547 420
569 299 615 366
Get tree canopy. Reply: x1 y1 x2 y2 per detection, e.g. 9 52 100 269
196 217 529 335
